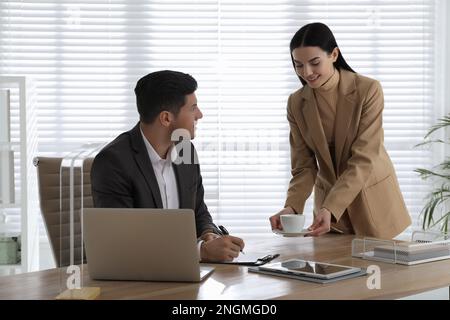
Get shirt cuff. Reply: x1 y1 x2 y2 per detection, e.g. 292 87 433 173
197 240 204 261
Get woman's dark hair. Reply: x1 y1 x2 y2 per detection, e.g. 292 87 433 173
290 22 355 86
135 70 197 124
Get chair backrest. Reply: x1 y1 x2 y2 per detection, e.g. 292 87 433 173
34 157 94 267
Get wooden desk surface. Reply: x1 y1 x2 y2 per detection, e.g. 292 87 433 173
1 234 449 300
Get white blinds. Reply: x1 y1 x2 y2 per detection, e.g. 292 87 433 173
0 0 439 240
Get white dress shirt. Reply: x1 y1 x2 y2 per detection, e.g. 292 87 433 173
141 129 179 209
140 129 203 259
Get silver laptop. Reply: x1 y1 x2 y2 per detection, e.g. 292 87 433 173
83 208 214 282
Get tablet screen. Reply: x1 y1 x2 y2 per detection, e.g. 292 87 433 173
259 259 360 279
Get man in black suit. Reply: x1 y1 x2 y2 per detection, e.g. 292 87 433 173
91 70 245 262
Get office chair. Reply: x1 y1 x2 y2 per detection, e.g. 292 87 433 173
34 157 94 267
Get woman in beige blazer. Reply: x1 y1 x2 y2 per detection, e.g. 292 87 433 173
269 23 411 239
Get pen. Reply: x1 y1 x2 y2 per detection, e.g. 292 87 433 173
218 225 245 254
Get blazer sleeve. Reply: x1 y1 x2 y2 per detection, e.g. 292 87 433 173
193 162 220 237
284 94 318 214
322 80 384 220
91 150 134 208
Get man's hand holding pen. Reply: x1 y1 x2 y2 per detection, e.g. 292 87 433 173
199 225 245 262
218 225 245 255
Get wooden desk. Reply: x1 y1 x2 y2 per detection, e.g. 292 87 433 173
1 234 449 300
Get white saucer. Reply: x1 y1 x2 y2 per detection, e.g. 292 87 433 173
272 229 310 237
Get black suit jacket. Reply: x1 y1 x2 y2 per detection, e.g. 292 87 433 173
91 123 218 237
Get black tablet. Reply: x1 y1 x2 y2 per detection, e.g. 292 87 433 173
258 259 361 280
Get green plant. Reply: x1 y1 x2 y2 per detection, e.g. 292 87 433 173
414 115 450 233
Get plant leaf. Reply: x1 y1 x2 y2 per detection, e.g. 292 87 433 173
421 185 450 229
416 114 450 231
414 139 445 148
428 212 450 230
424 115 450 139
414 168 450 180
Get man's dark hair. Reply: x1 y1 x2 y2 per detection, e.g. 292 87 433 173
134 70 198 124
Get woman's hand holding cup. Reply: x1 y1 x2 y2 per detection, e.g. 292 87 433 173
269 206 296 231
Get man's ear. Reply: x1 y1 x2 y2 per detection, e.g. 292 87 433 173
331 47 339 63
159 111 173 127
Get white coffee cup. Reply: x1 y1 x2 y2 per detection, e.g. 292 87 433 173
280 214 305 233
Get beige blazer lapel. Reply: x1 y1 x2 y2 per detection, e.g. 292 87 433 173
334 70 358 173
300 86 336 179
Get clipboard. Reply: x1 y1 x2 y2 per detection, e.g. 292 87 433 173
206 253 280 266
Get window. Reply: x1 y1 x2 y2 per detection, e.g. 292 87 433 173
0 0 441 243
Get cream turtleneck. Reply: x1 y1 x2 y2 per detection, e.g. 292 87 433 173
313 68 340 145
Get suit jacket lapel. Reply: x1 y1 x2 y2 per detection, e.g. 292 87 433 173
129 123 163 208
334 70 357 172
300 86 336 178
